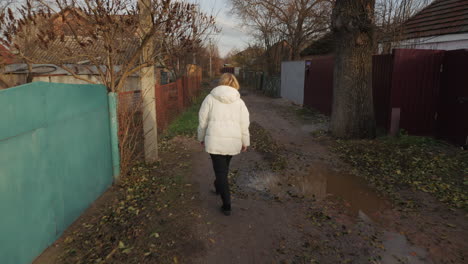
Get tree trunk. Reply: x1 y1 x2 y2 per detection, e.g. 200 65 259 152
330 0 376 138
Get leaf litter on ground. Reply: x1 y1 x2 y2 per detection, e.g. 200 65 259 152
333 135 468 210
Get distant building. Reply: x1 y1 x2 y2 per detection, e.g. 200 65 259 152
382 0 468 52
300 33 334 60
264 40 292 75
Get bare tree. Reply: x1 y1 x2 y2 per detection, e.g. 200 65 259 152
0 0 215 92
0 0 14 14
196 39 222 79
162 7 218 78
375 0 431 53
229 0 281 74
231 0 333 61
330 0 376 138
225 44 264 71
0 0 217 171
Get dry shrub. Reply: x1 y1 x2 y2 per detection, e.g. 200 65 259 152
118 91 145 177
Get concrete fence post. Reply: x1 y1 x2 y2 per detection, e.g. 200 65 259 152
108 92 121 182
139 0 158 162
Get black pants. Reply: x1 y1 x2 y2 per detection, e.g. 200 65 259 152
210 154 232 210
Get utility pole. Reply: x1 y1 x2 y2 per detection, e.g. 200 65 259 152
139 0 158 162
209 38 212 79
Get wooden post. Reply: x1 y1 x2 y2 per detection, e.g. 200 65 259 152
139 0 158 162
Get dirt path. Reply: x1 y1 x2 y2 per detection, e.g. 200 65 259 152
183 91 467 264
34 90 467 264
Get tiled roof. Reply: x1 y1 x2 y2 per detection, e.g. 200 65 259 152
402 0 468 39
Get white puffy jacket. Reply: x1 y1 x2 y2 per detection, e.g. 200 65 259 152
197 85 250 155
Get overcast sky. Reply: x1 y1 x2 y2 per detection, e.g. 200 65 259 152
195 0 252 57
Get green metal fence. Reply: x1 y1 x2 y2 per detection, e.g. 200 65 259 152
242 71 281 98
0 82 118 264
262 75 281 98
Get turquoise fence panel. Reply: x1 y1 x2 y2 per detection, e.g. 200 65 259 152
0 82 114 264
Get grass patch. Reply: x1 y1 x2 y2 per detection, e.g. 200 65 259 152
164 89 210 139
333 134 468 210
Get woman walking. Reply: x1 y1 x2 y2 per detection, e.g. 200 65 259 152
197 73 250 216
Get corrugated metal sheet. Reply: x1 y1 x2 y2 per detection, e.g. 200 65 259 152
281 61 306 104
437 49 468 145
390 49 445 136
372 54 394 130
304 56 334 115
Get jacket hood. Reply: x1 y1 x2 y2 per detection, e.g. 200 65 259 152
210 85 240 104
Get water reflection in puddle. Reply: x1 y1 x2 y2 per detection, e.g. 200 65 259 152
246 163 432 263
247 162 389 219
381 231 432 264
297 162 388 217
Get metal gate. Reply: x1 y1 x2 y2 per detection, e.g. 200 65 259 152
390 49 445 136
437 49 468 145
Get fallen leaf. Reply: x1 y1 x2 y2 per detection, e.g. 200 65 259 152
118 241 125 249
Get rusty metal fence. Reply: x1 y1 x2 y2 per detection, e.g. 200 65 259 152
155 69 202 132
117 69 203 134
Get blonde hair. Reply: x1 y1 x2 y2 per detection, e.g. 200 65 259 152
219 73 240 90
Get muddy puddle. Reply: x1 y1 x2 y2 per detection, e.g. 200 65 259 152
244 163 433 263
247 162 389 220
380 231 433 264
297 163 389 217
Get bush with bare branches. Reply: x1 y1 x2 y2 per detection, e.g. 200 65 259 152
0 0 216 175
0 0 216 91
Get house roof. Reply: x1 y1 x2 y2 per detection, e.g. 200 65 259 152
300 33 334 57
402 0 468 39
20 36 141 65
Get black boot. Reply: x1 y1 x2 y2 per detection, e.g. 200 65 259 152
221 205 231 216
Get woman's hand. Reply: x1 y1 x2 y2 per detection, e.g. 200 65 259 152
241 146 248 152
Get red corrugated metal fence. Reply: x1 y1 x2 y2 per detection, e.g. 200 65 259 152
303 56 334 115
302 48 467 145
372 54 393 130
390 49 445 136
